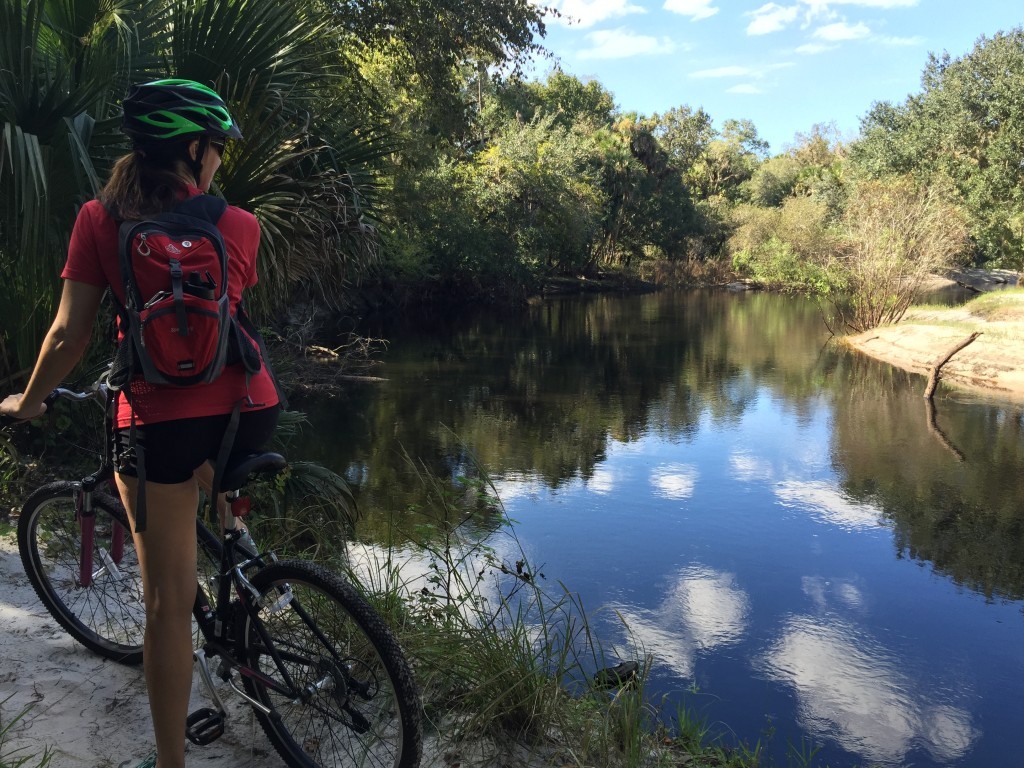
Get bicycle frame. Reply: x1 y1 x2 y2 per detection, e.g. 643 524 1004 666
15 375 423 764
44 380 339 723
190 514 351 717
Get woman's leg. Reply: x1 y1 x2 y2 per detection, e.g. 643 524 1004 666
116 474 199 768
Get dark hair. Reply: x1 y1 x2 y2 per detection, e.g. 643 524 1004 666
97 140 195 220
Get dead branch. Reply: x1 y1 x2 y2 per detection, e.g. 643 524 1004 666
923 331 981 399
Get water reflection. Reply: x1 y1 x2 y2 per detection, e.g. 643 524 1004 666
775 480 887 531
610 566 750 677
650 463 699 500
293 290 1024 767
757 614 977 765
729 451 773 483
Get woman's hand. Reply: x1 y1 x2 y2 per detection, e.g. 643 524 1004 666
0 394 47 421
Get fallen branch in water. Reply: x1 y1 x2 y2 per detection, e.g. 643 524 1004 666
924 332 981 399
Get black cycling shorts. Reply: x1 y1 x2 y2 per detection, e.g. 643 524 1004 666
115 406 280 484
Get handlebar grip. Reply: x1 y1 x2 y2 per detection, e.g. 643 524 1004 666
0 390 58 427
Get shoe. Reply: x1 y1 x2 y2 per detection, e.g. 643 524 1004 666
135 752 157 768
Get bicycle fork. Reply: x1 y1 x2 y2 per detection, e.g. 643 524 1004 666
75 480 126 589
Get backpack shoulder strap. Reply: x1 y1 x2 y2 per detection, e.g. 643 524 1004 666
172 194 228 225
236 304 289 410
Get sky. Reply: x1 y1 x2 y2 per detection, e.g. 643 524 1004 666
529 0 1022 153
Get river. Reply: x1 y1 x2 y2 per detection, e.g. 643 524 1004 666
292 289 1024 767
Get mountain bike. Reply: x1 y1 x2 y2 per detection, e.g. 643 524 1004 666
4 374 422 768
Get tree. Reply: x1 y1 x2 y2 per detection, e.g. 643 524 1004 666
850 28 1024 267
827 175 969 331
0 0 383 381
691 118 767 201
651 105 714 176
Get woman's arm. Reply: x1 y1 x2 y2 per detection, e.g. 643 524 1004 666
0 280 105 419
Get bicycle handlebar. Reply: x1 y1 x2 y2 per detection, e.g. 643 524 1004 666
0 379 110 428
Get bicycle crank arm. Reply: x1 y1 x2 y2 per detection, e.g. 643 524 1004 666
193 648 229 718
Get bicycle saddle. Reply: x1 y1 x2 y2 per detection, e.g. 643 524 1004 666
221 452 287 492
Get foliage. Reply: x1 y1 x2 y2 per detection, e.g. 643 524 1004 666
0 0 384 381
825 175 969 331
850 27 1024 267
484 69 616 135
651 105 715 178
729 197 840 293
691 118 768 203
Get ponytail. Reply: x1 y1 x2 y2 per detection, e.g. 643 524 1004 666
97 141 194 220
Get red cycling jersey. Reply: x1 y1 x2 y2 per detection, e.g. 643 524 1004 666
62 186 280 428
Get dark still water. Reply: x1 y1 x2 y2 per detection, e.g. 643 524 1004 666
293 290 1024 768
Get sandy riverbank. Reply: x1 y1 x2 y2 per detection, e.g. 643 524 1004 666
0 530 498 768
844 285 1024 403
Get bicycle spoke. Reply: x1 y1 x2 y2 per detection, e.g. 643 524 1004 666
19 484 146 663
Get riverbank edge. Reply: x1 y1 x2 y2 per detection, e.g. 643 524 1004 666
843 283 1024 404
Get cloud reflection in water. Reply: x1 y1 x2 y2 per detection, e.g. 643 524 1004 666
609 565 750 677
650 463 699 499
775 479 885 530
756 614 977 765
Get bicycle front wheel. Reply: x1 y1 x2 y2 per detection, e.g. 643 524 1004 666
241 561 422 768
18 481 145 664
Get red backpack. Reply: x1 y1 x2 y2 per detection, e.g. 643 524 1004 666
110 195 260 388
108 195 272 533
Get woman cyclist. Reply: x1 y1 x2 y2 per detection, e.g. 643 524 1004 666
0 79 280 768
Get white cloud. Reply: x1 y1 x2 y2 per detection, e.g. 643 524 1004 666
550 0 645 28
663 0 719 21
804 0 917 7
577 28 677 59
606 565 750 677
795 42 835 54
757 615 977 764
690 65 755 78
729 452 773 482
585 467 616 494
812 20 871 40
875 34 924 46
689 62 794 80
746 3 800 35
727 83 763 94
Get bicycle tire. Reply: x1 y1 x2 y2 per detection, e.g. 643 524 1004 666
18 481 145 664
241 560 422 768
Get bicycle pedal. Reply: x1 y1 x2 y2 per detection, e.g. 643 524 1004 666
185 707 225 745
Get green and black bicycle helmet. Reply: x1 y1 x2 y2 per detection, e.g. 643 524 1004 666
121 78 242 144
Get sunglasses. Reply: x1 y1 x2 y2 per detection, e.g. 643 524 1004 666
210 139 226 156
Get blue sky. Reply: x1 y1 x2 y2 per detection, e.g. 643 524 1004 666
530 0 1022 153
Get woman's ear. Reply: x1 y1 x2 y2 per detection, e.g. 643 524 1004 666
188 138 200 162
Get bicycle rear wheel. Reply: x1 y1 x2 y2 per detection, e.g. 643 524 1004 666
18 481 145 664
241 561 422 768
